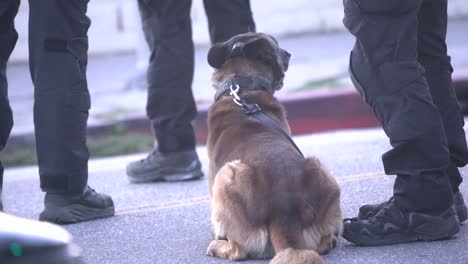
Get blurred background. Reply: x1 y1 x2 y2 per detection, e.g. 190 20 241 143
9 0 468 60
4 0 468 167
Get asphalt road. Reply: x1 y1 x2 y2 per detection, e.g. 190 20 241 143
3 128 468 264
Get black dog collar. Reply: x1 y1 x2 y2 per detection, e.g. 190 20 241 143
214 74 275 102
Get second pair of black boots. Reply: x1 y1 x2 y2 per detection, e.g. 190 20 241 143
343 192 466 246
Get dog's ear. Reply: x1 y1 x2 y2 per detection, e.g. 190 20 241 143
279 49 291 72
207 42 229 68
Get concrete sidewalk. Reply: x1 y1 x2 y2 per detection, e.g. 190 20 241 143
3 127 468 264
6 19 468 138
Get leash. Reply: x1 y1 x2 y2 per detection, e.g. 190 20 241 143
224 79 304 158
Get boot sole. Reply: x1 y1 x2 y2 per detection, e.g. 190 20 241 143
346 226 460 246
40 204 115 225
127 167 204 183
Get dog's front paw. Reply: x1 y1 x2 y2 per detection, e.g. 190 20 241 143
206 239 248 261
206 240 228 257
317 234 337 255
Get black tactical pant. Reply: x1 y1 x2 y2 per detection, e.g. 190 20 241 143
344 0 468 213
0 0 91 193
137 0 255 153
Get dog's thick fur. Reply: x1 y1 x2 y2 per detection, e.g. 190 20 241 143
206 33 342 264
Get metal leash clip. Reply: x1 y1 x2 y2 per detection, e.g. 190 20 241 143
229 83 243 106
229 83 261 115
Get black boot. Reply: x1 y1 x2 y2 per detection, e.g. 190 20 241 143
126 149 203 183
40 186 114 225
357 192 467 223
343 200 460 246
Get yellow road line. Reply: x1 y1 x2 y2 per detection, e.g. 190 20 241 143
117 171 388 216
117 196 210 215
337 171 387 184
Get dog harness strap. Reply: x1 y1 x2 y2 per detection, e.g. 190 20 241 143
251 111 305 157
214 75 274 101
218 76 304 157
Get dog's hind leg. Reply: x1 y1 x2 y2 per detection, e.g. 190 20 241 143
316 196 341 255
208 160 272 260
302 157 342 255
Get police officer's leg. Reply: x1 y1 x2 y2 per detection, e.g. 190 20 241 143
203 0 255 44
342 0 459 245
29 0 114 224
346 0 452 214
29 0 91 193
356 0 468 220
0 0 19 210
141 0 196 153
417 0 468 194
126 0 203 183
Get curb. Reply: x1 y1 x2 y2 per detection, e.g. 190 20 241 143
7 78 468 148
8 88 377 148
193 88 379 144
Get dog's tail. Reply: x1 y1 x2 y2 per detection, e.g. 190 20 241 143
268 217 322 264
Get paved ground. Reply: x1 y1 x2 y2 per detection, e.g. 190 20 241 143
6 19 468 136
3 127 468 264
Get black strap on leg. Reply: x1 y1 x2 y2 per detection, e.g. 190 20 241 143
251 107 304 158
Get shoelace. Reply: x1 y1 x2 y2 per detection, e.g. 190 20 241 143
369 202 405 225
140 150 159 163
369 203 395 223
84 186 96 197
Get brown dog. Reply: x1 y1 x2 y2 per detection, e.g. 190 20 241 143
206 32 342 264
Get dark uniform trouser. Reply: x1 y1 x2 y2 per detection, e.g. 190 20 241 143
0 1 19 193
137 0 255 153
344 0 468 213
0 0 91 193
